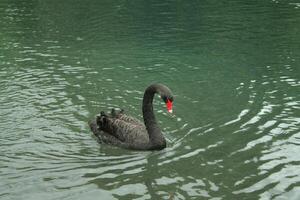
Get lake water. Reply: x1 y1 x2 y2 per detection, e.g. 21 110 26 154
1 0 300 199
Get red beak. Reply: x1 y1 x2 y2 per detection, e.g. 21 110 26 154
166 99 173 113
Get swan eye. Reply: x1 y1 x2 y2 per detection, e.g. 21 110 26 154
161 96 167 103
161 95 173 103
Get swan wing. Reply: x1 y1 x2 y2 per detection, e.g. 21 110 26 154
116 113 144 127
102 117 149 145
89 119 124 145
90 110 150 149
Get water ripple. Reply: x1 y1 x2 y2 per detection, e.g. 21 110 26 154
1 0 300 199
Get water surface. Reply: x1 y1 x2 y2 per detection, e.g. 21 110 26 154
1 0 300 199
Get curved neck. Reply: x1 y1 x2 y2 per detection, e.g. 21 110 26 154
142 85 166 149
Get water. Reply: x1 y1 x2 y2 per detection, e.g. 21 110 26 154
1 0 300 199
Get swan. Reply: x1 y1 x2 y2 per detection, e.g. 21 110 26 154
89 83 174 150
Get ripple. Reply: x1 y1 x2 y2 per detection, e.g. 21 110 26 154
1 0 300 199
226 61 300 198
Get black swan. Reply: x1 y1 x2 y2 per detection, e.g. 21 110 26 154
89 83 174 150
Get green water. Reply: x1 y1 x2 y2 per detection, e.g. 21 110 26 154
1 0 300 199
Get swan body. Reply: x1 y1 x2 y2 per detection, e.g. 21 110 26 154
89 83 174 150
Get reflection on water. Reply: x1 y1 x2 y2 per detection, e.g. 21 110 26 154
1 0 300 199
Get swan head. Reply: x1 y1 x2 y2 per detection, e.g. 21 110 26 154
147 83 174 113
161 95 174 113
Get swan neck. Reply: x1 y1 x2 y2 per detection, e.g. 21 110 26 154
142 86 165 147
